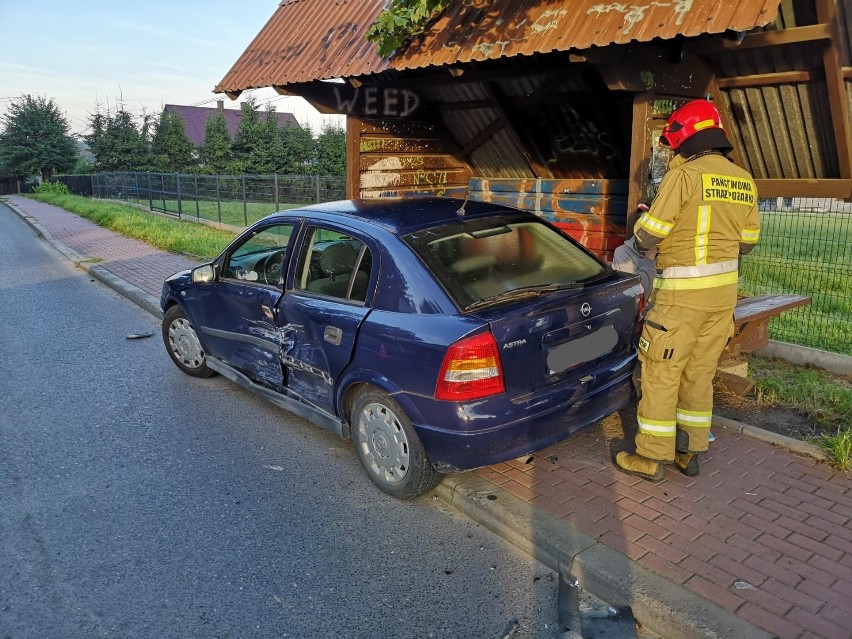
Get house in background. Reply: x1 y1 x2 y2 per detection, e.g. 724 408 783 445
163 100 300 147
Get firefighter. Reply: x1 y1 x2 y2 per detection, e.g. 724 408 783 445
614 99 760 482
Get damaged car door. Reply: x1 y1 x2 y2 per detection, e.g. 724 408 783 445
189 221 296 389
277 223 374 413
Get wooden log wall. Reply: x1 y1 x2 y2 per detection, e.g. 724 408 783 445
347 117 471 199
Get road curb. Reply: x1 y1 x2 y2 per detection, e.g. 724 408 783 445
434 475 774 639
713 414 828 461
4 198 164 319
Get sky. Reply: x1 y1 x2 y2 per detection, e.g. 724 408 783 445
0 1 344 138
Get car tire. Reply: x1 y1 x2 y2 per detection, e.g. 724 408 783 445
351 389 443 499
162 305 216 378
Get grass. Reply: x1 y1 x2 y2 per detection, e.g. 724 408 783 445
748 354 852 469
31 192 237 260
822 430 852 472
739 209 851 355
23 193 852 469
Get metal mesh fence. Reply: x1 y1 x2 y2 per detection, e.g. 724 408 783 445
739 197 851 356
57 174 852 356
91 171 346 227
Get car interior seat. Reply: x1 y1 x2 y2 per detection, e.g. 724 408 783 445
308 242 358 297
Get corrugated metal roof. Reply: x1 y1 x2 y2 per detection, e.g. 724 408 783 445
216 0 782 94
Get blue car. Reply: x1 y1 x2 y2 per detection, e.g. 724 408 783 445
161 198 642 498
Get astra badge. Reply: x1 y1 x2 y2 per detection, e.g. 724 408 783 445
580 302 592 317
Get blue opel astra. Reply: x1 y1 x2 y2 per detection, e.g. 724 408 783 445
161 197 642 498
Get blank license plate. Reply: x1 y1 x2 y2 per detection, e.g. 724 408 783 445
547 325 618 374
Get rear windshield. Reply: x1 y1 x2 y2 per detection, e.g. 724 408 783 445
403 217 607 310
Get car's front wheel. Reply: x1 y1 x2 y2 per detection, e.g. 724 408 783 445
351 389 443 499
162 305 216 378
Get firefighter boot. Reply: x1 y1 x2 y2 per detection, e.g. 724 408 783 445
676 429 690 453
674 452 700 477
614 452 664 483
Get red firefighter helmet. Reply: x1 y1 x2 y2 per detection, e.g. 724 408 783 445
660 99 724 150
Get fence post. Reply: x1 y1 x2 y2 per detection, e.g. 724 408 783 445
134 173 140 204
194 174 200 219
161 173 166 213
176 173 183 218
122 172 128 201
216 175 222 224
148 173 153 210
316 175 321 203
274 173 279 211
242 174 248 226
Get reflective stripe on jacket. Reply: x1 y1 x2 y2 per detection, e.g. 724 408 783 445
635 152 760 308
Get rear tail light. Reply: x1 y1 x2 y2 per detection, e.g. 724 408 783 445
436 332 505 401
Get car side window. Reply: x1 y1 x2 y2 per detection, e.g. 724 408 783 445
223 224 294 286
294 226 371 303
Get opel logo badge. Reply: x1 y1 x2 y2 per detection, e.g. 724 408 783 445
581 302 592 317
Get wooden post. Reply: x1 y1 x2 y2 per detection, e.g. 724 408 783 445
816 0 852 185
627 92 653 237
346 116 360 199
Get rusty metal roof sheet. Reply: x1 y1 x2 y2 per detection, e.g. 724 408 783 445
216 0 782 95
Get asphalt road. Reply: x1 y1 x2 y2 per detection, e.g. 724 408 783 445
0 204 569 638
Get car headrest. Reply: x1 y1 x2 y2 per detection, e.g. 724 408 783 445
320 242 358 277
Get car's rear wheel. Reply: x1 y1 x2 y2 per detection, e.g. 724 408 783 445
351 389 443 499
162 305 216 378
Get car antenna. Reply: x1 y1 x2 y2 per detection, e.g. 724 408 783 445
456 193 469 217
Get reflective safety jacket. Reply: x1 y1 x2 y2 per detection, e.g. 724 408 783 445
634 152 760 311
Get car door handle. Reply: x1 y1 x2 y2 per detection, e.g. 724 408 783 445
324 326 342 346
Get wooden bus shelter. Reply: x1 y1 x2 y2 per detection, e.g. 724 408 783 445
216 0 851 261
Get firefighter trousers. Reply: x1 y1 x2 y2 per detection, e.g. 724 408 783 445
635 303 735 461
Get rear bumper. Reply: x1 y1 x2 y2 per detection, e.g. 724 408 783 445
413 354 635 473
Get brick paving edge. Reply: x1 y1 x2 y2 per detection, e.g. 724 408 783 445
433 475 773 639
4 198 164 319
713 415 828 462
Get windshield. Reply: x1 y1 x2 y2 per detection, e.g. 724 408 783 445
404 217 606 310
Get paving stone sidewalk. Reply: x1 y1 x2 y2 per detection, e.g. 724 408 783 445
5 195 851 639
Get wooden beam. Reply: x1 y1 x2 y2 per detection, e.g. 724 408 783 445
436 100 495 111
346 117 361 199
689 24 831 54
706 75 743 167
816 0 852 181
626 92 652 236
716 69 819 89
459 116 509 158
753 179 852 198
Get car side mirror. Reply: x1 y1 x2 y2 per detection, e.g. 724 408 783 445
192 264 215 284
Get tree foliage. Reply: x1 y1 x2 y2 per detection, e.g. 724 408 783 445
198 112 233 174
316 122 347 176
231 97 265 173
366 0 454 57
280 123 316 174
0 94 78 180
86 103 151 171
4 93 347 179
151 110 194 172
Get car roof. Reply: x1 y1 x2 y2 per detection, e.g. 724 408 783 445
266 197 533 236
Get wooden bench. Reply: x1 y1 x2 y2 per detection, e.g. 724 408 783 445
716 293 811 395
728 293 812 356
